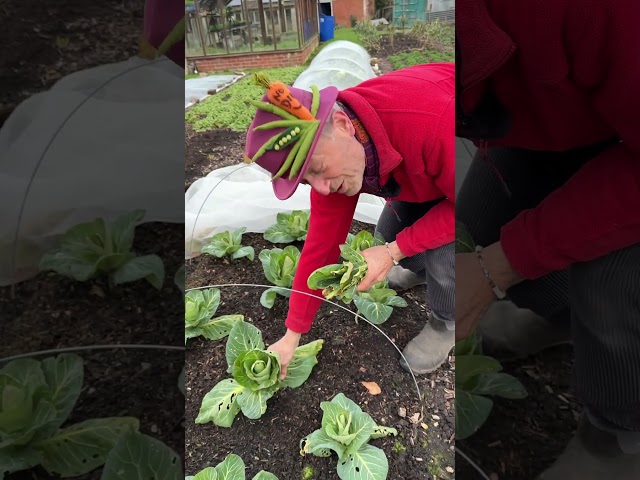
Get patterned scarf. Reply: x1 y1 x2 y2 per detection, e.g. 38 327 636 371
337 101 401 198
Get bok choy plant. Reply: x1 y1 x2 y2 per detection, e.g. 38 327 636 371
185 454 277 480
195 320 323 427
0 354 139 478
258 246 300 308
300 393 397 480
352 280 408 324
263 210 309 244
454 221 527 439
39 210 165 289
307 244 368 304
201 227 254 261
185 288 243 344
345 231 385 252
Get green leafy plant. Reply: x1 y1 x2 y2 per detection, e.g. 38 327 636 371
300 393 397 480
259 246 301 308
353 280 408 324
307 244 368 304
345 231 385 252
264 210 309 243
39 210 165 289
454 221 527 439
201 227 255 261
101 429 182 479
185 453 277 480
0 354 139 478
196 321 323 427
185 288 243 344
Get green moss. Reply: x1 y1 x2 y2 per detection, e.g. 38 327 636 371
301 465 315 479
392 441 406 453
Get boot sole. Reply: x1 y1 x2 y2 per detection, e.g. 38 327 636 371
400 357 448 375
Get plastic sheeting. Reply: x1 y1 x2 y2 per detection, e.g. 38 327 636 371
293 40 375 91
185 164 385 259
0 56 184 286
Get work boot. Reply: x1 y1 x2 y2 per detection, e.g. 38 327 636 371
399 318 454 374
478 301 572 362
386 265 426 291
537 415 640 479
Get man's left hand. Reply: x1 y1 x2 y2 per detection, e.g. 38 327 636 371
357 242 405 292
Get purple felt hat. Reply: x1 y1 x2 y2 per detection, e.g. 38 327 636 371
245 84 339 200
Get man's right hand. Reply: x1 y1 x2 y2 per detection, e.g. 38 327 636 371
267 329 302 380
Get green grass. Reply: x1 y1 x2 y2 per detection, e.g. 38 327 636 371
185 66 304 132
305 27 364 65
388 49 454 69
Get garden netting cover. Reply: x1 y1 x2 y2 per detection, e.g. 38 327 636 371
184 41 382 259
0 56 184 286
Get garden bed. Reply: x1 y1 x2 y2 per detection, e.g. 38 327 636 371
184 229 455 479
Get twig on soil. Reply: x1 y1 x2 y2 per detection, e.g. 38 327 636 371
186 283 424 402
0 343 184 364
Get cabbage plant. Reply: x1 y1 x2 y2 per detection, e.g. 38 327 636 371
264 210 309 244
307 244 368 304
195 321 323 427
201 227 254 261
258 246 300 308
185 288 243 344
39 209 165 289
353 280 408 324
0 354 139 478
345 231 385 252
300 393 397 480
185 453 277 480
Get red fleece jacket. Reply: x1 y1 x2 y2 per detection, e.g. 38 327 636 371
458 0 640 279
286 63 455 334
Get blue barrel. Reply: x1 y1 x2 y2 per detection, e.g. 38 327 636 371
319 15 335 42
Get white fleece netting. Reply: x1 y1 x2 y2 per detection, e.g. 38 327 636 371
0 56 184 286
185 41 383 259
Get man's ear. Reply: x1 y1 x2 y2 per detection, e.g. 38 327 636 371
331 111 355 136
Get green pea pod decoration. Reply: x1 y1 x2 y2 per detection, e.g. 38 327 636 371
269 126 301 152
289 121 320 180
249 99 299 121
272 133 305 180
310 84 320 117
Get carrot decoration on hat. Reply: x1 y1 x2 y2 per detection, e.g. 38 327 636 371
245 72 323 181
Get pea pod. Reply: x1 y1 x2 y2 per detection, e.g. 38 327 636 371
270 126 301 152
249 99 298 121
272 132 305 180
254 119 306 131
310 84 320 117
289 121 320 180
250 130 286 163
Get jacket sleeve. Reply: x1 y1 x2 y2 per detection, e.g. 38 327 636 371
500 0 640 279
395 97 456 256
285 190 358 333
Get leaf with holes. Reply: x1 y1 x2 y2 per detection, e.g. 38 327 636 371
195 379 244 428
100 430 182 480
236 388 277 420
0 447 42 477
336 444 388 480
37 417 139 477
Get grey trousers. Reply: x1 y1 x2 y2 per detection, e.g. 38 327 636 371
374 199 456 327
456 143 640 433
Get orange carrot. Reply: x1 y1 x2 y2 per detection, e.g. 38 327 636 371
253 73 315 121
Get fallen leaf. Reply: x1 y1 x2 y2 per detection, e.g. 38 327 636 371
409 413 421 424
361 381 381 395
398 407 407 418
420 422 428 430
446 466 454 473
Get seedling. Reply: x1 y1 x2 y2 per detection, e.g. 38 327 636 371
185 454 278 480
300 393 397 480
39 209 165 289
263 210 309 244
185 288 243 344
201 227 255 261
196 321 323 427
258 246 300 308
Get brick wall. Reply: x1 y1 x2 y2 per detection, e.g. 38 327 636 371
332 0 375 27
193 37 319 72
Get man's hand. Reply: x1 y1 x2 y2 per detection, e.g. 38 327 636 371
267 328 302 380
456 241 523 341
357 241 406 292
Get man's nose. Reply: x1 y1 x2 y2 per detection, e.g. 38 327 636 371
307 177 331 196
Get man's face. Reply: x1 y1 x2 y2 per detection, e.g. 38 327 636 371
301 111 366 196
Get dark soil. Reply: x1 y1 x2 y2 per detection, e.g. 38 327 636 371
0 0 144 125
0 222 185 478
185 230 455 479
455 346 579 480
